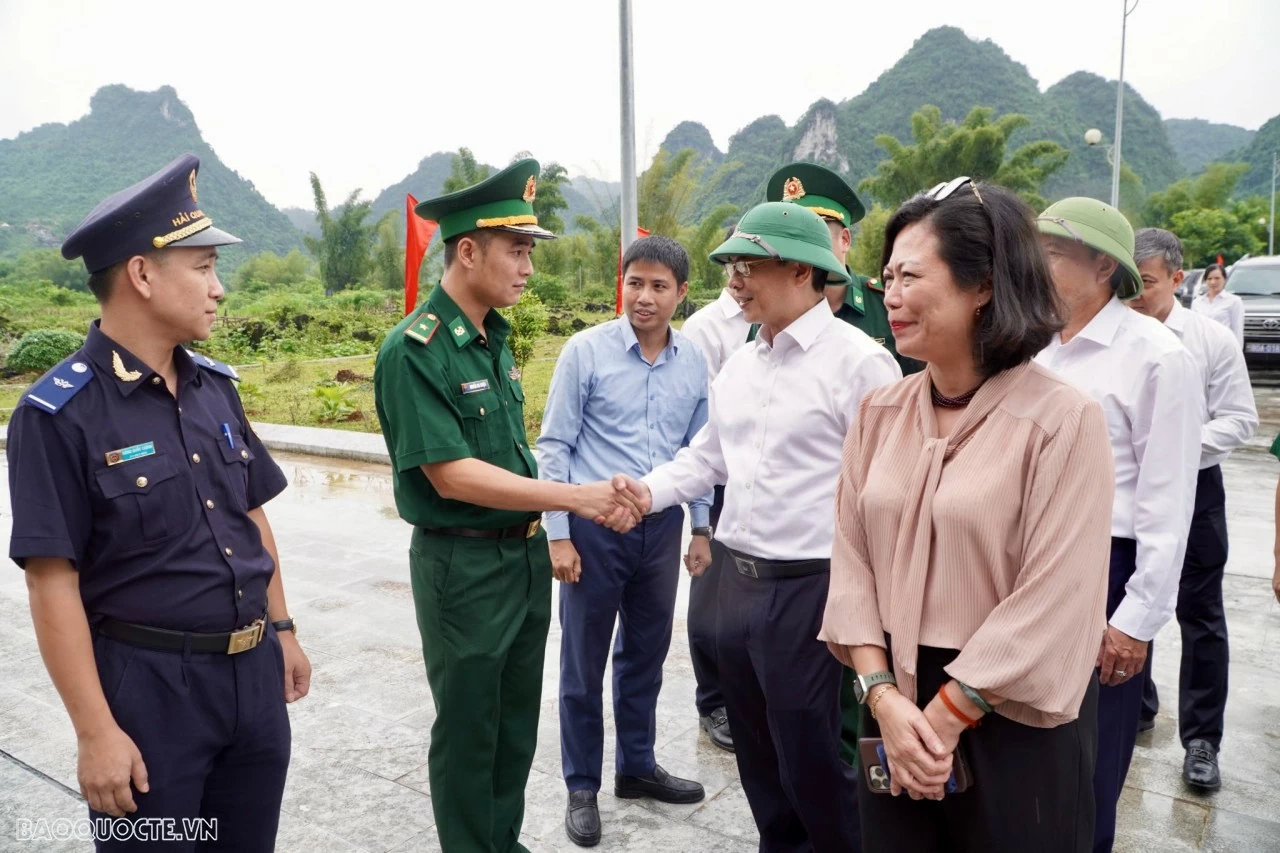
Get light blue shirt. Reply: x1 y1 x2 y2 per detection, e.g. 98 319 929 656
537 317 711 540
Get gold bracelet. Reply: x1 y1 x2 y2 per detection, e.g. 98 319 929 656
869 684 896 720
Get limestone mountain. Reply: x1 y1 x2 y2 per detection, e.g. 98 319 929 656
1229 114 1280 200
0 85 303 265
1165 118 1256 175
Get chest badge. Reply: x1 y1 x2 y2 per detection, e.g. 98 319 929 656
105 441 156 466
112 351 142 382
508 365 522 382
461 379 491 395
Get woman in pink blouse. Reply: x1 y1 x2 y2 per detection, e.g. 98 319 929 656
820 179 1115 852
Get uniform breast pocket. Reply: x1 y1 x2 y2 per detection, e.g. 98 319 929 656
93 453 192 547
457 391 503 458
219 436 256 507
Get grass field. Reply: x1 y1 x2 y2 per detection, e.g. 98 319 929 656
0 332 571 436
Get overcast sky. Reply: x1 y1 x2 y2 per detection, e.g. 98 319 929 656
2 0 1277 210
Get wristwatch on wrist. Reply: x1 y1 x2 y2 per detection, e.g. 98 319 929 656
690 526 713 540
853 670 897 704
272 618 297 636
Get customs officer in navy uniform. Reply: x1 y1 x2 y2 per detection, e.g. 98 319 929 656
6 154 309 852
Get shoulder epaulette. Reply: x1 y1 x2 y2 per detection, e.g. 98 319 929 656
864 277 884 293
186 349 240 381
405 312 442 346
20 358 96 414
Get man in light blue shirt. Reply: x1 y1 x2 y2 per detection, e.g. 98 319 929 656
537 236 711 847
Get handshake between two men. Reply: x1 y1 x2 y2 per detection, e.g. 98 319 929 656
552 474 714 584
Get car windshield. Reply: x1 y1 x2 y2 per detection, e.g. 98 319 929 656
1227 266 1280 296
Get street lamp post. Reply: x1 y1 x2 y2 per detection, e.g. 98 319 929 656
1110 0 1140 208
1270 151 1277 256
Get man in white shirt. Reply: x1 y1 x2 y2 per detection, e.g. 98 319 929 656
1126 228 1257 791
1034 199 1201 853
618 202 901 851
678 279 751 752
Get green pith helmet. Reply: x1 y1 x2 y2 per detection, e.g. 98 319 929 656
1037 197 1141 299
766 162 866 227
414 158 556 242
709 202 851 284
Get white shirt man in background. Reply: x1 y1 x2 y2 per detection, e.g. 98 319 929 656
1126 227 1257 792
1034 199 1201 853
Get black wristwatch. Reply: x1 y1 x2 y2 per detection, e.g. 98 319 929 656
272 618 297 636
690 526 713 540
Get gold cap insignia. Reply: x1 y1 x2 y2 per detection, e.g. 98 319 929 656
112 351 142 382
189 169 198 203
782 177 805 201
523 176 537 204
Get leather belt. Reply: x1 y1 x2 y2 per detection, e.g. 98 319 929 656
423 518 542 540
726 547 830 580
98 616 267 655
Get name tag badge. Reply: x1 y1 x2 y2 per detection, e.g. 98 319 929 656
461 380 491 395
105 441 156 467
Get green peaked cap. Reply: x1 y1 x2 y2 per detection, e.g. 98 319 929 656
1036 197 1141 299
710 202 850 284
414 158 557 243
766 162 866 227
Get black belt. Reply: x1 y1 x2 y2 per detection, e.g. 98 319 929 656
422 518 542 540
97 616 267 655
726 547 830 580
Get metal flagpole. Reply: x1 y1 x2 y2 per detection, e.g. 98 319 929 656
619 0 638 254
1270 151 1277 256
1111 0 1139 208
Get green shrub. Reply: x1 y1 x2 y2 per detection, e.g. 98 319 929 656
6 329 85 373
313 385 357 422
528 273 569 306
499 290 548 369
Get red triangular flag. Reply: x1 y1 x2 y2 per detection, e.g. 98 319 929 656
616 227 652 316
405 194 439 316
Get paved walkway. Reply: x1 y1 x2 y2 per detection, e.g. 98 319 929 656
0 432 1278 851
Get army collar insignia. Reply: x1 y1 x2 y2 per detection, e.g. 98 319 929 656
782 177 805 201
509 365 522 382
523 176 537 204
449 317 476 348
112 351 142 382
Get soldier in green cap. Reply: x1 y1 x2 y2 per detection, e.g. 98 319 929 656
373 158 644 853
614 201 900 852
765 162 923 375
1033 197 1200 853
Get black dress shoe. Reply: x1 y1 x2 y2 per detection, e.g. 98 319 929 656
565 790 601 847
699 707 734 753
1137 716 1155 733
1183 739 1222 790
615 764 705 804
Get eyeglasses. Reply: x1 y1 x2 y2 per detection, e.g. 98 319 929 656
925 176 985 206
722 258 774 278
1035 215 1086 243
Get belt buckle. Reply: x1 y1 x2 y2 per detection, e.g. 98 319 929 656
526 518 541 539
226 619 264 655
733 556 759 579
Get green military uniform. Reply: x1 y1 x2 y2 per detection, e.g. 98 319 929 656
374 160 555 853
765 162 923 377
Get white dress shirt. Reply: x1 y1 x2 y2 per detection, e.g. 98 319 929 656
1035 296 1201 641
644 299 901 560
1191 291 1244 348
679 288 751 383
1164 301 1257 469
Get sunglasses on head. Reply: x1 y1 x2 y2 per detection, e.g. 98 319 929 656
925 176 985 205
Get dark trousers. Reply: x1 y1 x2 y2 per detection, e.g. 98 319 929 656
1140 465 1229 749
689 486 726 715
559 507 683 792
1093 537 1142 853
716 549 861 853
90 627 291 852
859 643 1097 853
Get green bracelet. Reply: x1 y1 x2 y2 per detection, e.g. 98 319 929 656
957 681 994 715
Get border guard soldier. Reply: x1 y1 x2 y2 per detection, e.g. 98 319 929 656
765 162 922 376
374 159 641 853
7 153 309 852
